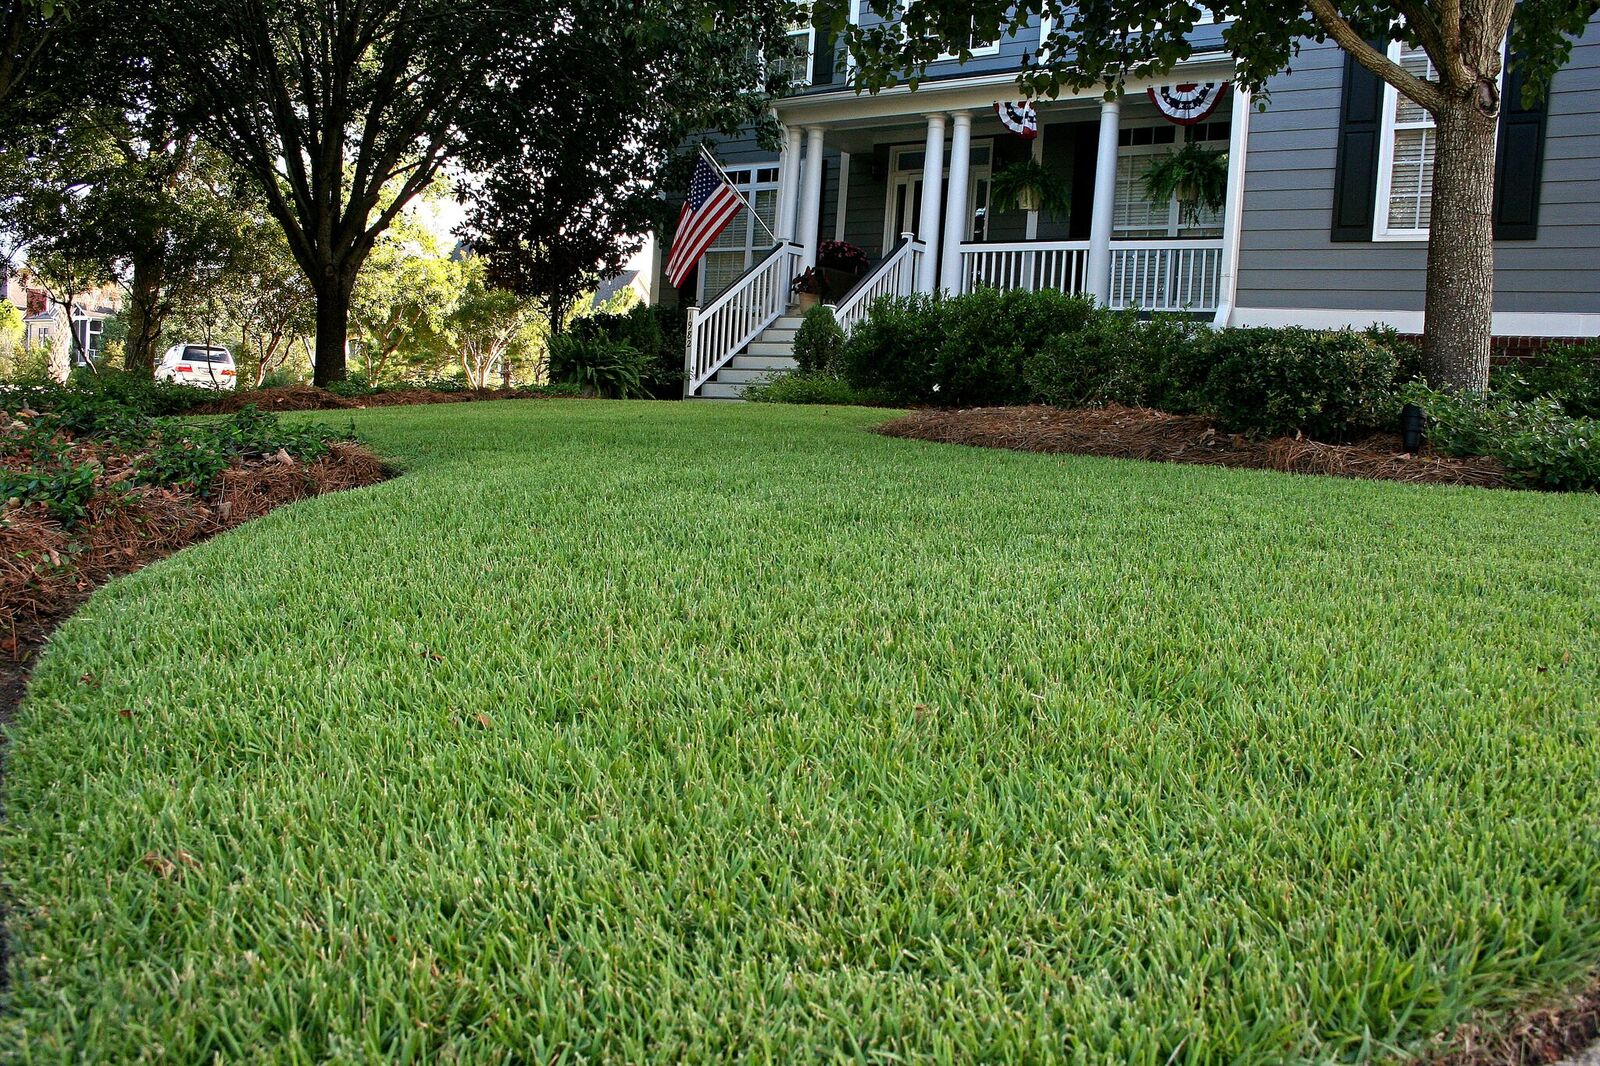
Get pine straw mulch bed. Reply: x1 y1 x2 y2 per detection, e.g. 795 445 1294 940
188 384 569 414
874 404 1510 489
0 439 388 726
1430 974 1600 1066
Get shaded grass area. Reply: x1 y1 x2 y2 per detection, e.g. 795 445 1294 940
3 399 1599 1062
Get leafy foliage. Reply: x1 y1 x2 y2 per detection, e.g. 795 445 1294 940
793 305 848 375
548 335 648 399
744 370 892 405
1140 143 1229 227
1200 327 1403 439
1493 341 1600 419
1407 384 1600 490
989 158 1072 217
568 302 686 399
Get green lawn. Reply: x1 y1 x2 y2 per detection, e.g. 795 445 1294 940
4 399 1599 1062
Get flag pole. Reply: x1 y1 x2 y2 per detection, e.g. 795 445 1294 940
699 146 783 247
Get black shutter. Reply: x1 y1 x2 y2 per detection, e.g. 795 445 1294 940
1331 51 1385 241
1493 57 1547 240
811 31 835 86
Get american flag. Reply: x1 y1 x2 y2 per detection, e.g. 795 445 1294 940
666 150 745 289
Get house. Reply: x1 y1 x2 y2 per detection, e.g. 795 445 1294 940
2 262 119 373
660 12 1600 399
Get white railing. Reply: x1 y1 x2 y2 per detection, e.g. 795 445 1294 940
1109 241 1224 312
830 232 926 332
956 241 1090 296
684 241 805 395
954 238 1224 312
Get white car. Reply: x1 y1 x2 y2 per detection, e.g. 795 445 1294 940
157 344 239 390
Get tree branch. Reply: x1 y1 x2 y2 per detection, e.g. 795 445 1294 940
1305 0 1448 112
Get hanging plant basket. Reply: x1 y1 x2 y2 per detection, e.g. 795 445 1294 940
989 159 1072 218
1141 142 1229 227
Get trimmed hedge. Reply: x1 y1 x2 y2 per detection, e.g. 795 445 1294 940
793 305 847 375
842 291 1406 439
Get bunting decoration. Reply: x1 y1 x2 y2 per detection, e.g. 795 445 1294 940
1147 82 1230 125
994 101 1038 140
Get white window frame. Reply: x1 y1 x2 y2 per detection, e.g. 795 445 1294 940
783 24 816 87
1372 41 1436 241
1113 122 1229 239
1044 5 1220 48
903 0 1001 60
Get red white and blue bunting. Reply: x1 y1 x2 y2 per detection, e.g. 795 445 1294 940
994 100 1038 139
1147 82 1230 125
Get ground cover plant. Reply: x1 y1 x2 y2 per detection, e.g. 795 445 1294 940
2 400 1598 1061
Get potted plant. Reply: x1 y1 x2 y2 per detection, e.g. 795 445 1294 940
817 240 869 300
792 267 827 310
1141 141 1229 226
989 159 1072 217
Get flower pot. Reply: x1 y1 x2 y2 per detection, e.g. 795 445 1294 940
1016 187 1041 213
795 291 821 312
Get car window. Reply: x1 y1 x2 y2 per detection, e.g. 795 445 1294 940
181 346 232 363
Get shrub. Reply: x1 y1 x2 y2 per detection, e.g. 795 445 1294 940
1024 309 1187 409
548 335 647 399
325 374 378 398
793 305 847 374
1408 385 1600 491
841 294 945 405
1200 328 1402 439
569 304 685 399
744 371 892 406
1493 339 1600 418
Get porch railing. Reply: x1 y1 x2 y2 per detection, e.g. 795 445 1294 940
954 238 1225 312
956 241 1090 297
684 241 805 396
1109 241 1225 312
830 232 926 332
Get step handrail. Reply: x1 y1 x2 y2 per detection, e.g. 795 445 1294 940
829 232 924 334
684 241 805 396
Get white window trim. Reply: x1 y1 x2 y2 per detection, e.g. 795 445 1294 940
785 24 816 87
1372 41 1434 241
1114 122 1228 239
1045 5 1221 48
903 0 1002 61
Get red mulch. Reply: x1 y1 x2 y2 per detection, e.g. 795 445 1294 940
188 385 561 414
874 404 1510 489
1429 974 1600 1065
0 439 388 718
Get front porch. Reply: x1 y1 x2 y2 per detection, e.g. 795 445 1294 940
685 61 1250 397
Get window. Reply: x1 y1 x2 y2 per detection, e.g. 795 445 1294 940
698 166 781 302
902 0 1000 59
1374 42 1437 239
1113 123 1229 239
773 24 814 86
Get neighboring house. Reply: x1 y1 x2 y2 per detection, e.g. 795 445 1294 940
1 265 119 370
664 11 1600 399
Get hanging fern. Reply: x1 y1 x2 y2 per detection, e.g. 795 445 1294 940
1140 142 1229 226
989 159 1072 218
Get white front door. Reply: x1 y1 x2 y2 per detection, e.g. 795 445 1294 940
883 142 993 255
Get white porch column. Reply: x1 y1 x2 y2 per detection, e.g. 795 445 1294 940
1213 84 1253 326
776 125 804 242
1086 98 1121 305
939 111 973 294
796 126 826 269
915 112 947 293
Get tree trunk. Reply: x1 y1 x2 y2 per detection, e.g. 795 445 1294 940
1422 97 1499 393
124 256 166 375
312 270 355 387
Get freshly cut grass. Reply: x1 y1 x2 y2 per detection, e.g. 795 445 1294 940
3 399 1598 1063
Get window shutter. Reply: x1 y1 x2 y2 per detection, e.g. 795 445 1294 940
811 30 835 86
1493 57 1547 240
1331 50 1385 241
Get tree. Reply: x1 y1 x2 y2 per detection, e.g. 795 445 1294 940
446 268 545 390
351 207 464 384
819 0 1597 392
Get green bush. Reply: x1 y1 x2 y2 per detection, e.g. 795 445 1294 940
744 371 892 406
1408 385 1599 491
571 304 685 399
793 305 847 375
841 294 945 405
1 372 208 441
1493 340 1600 418
548 335 647 399
1023 309 1206 409
1200 327 1402 439
325 374 378 398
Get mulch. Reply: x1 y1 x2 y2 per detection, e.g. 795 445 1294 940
1430 974 1600 1065
187 385 560 414
874 404 1510 489
0 440 388 727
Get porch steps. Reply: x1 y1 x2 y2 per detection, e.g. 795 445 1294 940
690 315 801 400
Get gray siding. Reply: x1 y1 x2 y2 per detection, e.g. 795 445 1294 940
1237 18 1600 316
